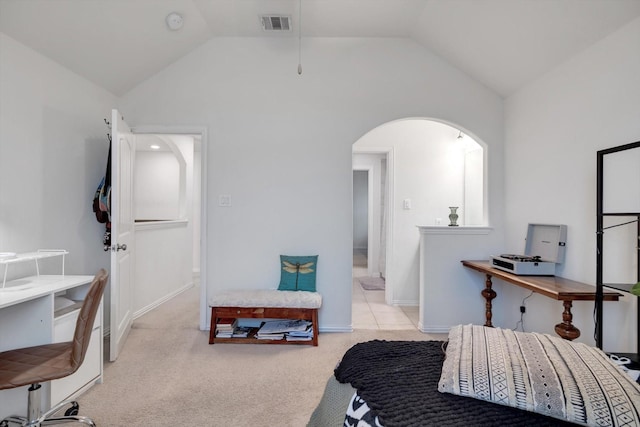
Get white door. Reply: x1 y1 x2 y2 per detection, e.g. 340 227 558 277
110 109 135 361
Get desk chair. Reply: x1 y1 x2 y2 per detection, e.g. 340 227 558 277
0 269 108 427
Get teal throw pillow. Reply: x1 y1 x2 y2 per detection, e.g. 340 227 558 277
278 255 318 292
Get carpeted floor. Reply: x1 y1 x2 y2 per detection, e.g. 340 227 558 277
76 285 446 426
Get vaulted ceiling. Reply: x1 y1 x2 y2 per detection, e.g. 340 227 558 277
1 0 639 97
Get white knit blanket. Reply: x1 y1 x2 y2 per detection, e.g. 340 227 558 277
439 324 640 427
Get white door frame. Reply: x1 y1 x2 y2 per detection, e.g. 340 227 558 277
132 125 209 330
352 147 394 304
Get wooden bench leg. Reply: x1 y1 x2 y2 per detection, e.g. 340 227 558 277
312 308 319 346
209 307 217 344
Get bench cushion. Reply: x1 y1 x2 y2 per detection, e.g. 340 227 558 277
209 289 322 309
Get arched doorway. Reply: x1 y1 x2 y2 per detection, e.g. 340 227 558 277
351 118 485 329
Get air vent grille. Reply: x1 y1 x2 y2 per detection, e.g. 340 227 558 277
261 15 291 31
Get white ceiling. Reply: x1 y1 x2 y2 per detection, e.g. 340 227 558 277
1 0 639 97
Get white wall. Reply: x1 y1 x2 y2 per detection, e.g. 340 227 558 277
134 221 193 316
419 227 503 333
504 17 640 351
0 33 115 284
193 143 202 275
464 146 484 225
119 37 504 331
134 151 181 220
352 170 368 250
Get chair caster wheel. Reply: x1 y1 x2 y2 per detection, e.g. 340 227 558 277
65 402 80 416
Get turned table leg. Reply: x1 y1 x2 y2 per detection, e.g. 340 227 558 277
481 274 497 327
554 300 580 340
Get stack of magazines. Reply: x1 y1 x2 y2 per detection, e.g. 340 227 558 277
256 319 313 341
230 326 252 338
285 325 314 341
215 318 238 338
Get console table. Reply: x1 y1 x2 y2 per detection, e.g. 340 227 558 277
461 260 622 340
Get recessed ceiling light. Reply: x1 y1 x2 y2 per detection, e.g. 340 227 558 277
166 12 183 31
150 144 160 150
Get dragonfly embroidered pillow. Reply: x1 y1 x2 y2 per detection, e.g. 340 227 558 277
278 255 318 292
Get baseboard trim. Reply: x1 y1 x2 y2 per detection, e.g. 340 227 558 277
319 326 353 333
419 324 451 334
392 299 419 306
133 282 194 320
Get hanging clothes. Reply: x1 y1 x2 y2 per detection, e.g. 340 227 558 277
92 137 111 250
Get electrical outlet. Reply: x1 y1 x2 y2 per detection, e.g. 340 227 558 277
520 305 526 314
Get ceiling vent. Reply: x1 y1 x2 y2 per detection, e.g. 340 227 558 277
260 15 292 32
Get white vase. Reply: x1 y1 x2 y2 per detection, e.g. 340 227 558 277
448 207 459 227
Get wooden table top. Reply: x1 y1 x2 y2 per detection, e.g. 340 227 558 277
462 260 621 301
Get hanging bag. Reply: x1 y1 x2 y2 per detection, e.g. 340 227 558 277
92 177 108 223
92 138 112 250
92 140 111 222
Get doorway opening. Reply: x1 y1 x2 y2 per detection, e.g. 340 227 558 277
130 125 208 331
351 118 485 330
351 153 412 329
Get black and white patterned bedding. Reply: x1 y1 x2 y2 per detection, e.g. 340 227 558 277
335 339 579 427
333 327 640 427
344 392 382 427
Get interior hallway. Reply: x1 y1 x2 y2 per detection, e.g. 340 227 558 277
352 249 419 330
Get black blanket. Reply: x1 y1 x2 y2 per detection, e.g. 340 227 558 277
334 340 576 427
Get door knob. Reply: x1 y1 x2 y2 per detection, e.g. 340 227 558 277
116 244 127 251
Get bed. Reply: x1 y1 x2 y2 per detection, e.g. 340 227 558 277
308 325 640 427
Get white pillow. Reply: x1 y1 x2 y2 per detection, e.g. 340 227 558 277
439 324 640 427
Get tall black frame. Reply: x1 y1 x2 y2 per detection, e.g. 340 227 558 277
596 140 640 362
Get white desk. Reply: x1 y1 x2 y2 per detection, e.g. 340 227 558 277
0 275 103 419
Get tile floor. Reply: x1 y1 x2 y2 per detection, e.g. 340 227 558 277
352 251 419 330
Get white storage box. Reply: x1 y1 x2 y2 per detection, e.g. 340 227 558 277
491 223 567 275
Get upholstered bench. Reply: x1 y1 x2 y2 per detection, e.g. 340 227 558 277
208 289 322 346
